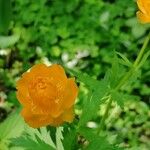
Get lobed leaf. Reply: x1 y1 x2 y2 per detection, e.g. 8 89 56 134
68 69 100 91
78 127 123 150
0 110 24 144
79 79 109 126
62 128 77 150
11 135 55 150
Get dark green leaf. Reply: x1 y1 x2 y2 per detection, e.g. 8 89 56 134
47 126 56 145
62 128 77 150
0 0 12 33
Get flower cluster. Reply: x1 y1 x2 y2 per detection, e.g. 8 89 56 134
16 64 78 128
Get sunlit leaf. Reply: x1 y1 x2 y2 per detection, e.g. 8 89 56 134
0 34 20 48
0 110 24 142
11 127 56 150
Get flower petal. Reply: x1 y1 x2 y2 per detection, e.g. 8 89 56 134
62 107 74 122
21 108 53 128
137 11 150 23
62 78 78 109
16 76 31 106
49 102 63 118
137 0 147 14
51 117 64 126
30 64 52 77
48 64 67 81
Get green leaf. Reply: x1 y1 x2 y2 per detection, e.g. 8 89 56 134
111 91 125 108
0 0 12 33
0 34 20 48
11 127 56 150
11 135 55 150
116 51 132 67
78 127 123 150
62 128 77 150
78 127 96 142
0 110 24 143
68 69 100 91
39 127 56 149
110 52 120 88
85 137 123 150
46 126 56 146
79 79 109 126
56 127 64 150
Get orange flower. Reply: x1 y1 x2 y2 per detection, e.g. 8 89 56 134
16 64 78 128
137 0 150 23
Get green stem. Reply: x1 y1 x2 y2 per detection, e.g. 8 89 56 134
116 31 150 90
97 96 112 135
97 31 150 135
133 31 150 67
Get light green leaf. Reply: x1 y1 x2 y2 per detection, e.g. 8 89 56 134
0 34 20 48
11 126 56 150
11 135 55 150
39 127 56 148
56 127 64 150
0 110 24 143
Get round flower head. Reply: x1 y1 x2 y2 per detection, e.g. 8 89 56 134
16 64 78 128
137 0 150 23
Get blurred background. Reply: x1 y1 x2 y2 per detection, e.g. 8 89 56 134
0 0 150 149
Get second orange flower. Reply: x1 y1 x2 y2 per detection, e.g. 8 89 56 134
137 0 150 23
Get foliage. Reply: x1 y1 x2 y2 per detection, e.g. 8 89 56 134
0 0 150 150
0 110 24 150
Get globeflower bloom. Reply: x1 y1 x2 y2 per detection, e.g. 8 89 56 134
137 0 150 23
16 64 78 128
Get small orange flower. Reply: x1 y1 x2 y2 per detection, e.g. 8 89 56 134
16 64 78 128
136 0 150 23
